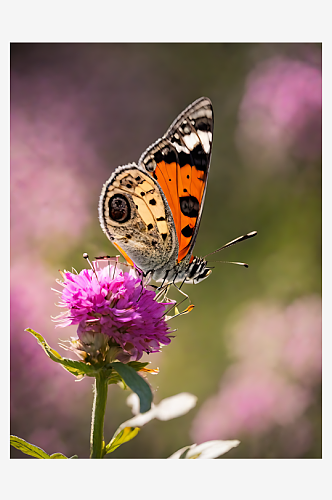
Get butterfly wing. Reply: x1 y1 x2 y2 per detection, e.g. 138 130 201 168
99 163 179 275
138 97 213 263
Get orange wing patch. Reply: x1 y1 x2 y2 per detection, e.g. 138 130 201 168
177 163 206 262
154 161 206 263
112 241 135 267
152 161 180 236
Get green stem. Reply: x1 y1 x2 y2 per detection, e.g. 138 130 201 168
90 372 108 458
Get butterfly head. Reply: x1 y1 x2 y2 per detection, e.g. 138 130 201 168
181 256 212 284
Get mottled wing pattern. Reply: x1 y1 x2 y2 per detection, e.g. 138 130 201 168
139 97 213 263
99 164 178 273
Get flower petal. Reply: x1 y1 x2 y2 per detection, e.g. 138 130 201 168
168 440 240 459
153 393 198 421
122 392 197 429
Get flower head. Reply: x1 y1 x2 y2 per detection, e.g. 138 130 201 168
53 258 175 362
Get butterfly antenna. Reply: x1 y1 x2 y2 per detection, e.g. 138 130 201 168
203 231 257 259
208 260 249 268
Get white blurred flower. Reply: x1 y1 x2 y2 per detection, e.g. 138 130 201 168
168 439 240 459
116 392 197 432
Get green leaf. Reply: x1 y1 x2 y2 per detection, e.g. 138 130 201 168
58 357 97 377
25 328 97 378
106 370 124 385
110 362 153 413
10 435 50 459
49 453 70 459
104 361 149 386
10 435 75 459
127 361 149 371
104 427 140 455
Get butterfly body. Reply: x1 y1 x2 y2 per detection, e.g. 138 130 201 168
99 97 214 284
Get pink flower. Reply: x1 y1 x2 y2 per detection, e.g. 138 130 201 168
10 72 101 262
227 296 322 386
53 259 175 361
236 55 322 170
10 259 91 458
191 366 311 442
190 296 321 456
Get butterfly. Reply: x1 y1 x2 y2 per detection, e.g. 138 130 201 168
99 97 256 285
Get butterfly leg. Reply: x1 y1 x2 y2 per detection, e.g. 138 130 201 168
156 271 169 292
155 283 171 303
135 270 147 302
173 276 191 303
160 278 193 320
163 286 195 320
136 269 154 302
